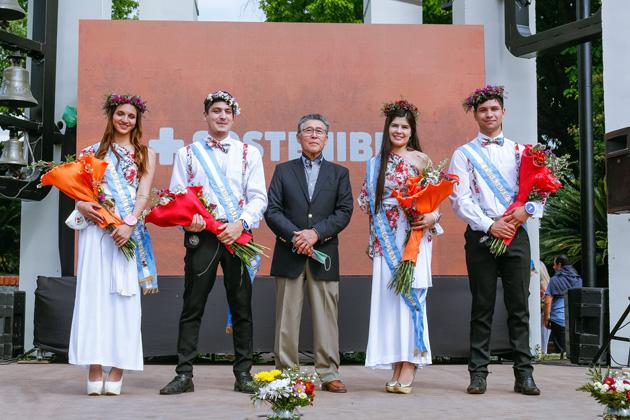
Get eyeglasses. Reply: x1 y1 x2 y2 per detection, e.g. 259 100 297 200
300 127 327 137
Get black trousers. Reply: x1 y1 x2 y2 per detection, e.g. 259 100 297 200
465 226 533 378
548 320 566 354
175 231 253 376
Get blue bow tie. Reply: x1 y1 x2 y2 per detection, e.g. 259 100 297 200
207 137 230 153
481 136 504 147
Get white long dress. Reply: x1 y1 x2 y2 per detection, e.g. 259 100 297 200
358 153 435 369
68 145 143 371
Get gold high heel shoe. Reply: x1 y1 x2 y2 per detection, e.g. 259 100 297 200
385 380 399 393
394 366 417 394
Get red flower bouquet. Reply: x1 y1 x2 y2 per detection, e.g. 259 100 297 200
487 144 569 255
143 186 267 267
390 160 459 296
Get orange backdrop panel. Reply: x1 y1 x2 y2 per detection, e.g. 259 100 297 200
77 21 484 276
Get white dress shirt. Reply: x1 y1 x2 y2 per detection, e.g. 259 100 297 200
448 132 543 233
170 135 268 228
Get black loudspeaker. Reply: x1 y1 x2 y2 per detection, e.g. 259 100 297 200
566 288 609 365
605 127 630 213
0 289 25 359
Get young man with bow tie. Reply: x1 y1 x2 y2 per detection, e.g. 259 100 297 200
448 85 542 396
160 91 267 395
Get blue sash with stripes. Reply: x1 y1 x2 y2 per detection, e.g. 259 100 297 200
103 147 158 293
365 157 428 354
459 142 515 209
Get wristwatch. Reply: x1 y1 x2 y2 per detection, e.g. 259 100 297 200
524 202 536 216
239 218 250 231
124 214 138 226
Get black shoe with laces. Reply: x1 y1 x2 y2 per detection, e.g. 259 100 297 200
159 374 194 395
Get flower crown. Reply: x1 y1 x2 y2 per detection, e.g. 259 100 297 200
103 94 148 114
463 85 505 112
381 98 419 119
205 90 241 116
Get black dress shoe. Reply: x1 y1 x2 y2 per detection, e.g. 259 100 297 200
514 376 541 395
234 372 255 394
159 374 194 395
467 375 487 394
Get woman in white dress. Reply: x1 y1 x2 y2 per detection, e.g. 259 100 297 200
69 94 157 396
358 100 440 394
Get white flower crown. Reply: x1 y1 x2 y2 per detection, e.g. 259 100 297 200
206 91 241 116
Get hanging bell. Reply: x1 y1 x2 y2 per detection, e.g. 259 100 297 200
0 134 27 167
0 0 26 21
0 55 38 108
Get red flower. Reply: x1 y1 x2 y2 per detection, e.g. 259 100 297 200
305 381 315 396
626 390 630 400
604 376 615 386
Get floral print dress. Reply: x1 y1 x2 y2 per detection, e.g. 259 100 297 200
359 152 435 369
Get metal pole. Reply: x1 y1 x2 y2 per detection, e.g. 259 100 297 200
577 0 596 287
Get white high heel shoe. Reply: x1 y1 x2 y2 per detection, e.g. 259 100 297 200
87 379 103 396
104 377 123 396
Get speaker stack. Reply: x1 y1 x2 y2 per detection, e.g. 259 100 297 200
566 287 609 365
606 127 630 214
0 288 25 359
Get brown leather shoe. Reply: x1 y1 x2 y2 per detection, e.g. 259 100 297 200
322 380 347 393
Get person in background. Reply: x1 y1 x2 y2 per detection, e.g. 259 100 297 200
543 254 582 355
538 260 551 354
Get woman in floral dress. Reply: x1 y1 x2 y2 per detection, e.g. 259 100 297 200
68 94 157 396
358 100 441 394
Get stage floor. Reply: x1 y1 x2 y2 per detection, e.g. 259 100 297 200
0 362 600 419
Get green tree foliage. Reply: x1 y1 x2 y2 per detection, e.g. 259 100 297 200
112 0 139 20
0 200 20 274
422 0 451 24
536 1 607 283
540 178 608 280
536 0 604 178
259 0 363 23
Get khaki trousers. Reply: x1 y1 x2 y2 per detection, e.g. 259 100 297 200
274 263 340 383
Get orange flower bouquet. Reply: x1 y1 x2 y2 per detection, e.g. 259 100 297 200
389 160 459 296
33 154 136 259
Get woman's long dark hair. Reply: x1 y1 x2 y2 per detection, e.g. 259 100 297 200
374 109 422 210
95 105 148 176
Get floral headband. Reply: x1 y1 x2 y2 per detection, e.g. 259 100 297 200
381 98 419 120
205 90 241 116
103 94 148 114
463 85 505 112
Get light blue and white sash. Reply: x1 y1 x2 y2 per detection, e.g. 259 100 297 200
190 141 259 331
365 156 428 354
459 142 515 209
103 146 158 294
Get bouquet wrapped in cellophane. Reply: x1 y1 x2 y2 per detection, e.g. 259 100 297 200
143 185 267 268
486 144 570 256
32 154 137 259
389 160 459 297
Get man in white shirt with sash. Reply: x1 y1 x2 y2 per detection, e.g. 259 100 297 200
449 85 541 396
160 91 267 395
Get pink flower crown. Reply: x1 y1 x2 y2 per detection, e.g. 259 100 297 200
463 85 505 112
381 98 419 119
103 93 148 114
